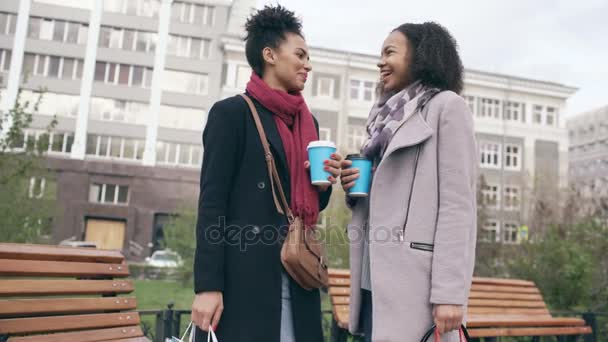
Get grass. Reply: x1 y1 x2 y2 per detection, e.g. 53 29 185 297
134 279 194 310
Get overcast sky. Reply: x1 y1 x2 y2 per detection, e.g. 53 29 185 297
257 0 608 117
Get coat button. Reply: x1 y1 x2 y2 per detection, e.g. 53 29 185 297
257 181 266 190
252 226 261 234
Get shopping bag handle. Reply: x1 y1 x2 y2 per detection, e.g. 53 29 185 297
420 324 470 342
179 322 218 342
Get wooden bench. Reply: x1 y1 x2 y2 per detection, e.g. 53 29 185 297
327 269 594 341
0 243 149 342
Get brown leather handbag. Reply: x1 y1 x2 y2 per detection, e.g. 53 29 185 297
240 94 329 291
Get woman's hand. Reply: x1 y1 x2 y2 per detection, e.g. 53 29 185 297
192 291 223 332
304 153 342 192
340 159 359 192
433 304 463 334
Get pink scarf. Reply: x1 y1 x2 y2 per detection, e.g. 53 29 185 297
246 73 320 228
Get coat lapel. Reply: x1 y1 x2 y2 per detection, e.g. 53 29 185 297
381 111 434 163
255 102 289 173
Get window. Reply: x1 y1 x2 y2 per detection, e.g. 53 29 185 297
94 62 152 88
503 222 519 244
235 65 251 89
0 49 11 72
349 79 375 101
482 220 499 242
28 17 88 44
0 12 16 35
156 141 203 167
89 183 129 205
28 177 46 199
503 101 525 122
482 184 500 209
90 98 149 125
104 0 159 17
11 130 73 154
167 34 211 59
22 53 84 80
504 144 521 170
479 98 500 118
317 77 335 98
464 95 476 115
171 2 215 25
99 26 157 52
161 70 208 94
533 105 543 124
20 91 80 117
159 105 205 131
86 134 144 160
546 107 557 126
504 186 520 211
319 128 331 141
480 142 501 168
347 125 367 151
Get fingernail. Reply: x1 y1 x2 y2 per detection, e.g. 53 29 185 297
323 160 329 165
324 167 329 171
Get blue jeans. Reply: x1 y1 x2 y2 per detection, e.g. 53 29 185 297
280 272 295 342
359 289 373 342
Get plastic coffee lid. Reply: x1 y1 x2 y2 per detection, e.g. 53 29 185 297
307 140 336 149
346 153 368 160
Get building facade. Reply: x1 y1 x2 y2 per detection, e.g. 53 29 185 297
0 0 576 259
567 105 608 204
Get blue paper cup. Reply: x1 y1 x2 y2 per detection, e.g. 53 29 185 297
346 154 372 197
307 140 337 186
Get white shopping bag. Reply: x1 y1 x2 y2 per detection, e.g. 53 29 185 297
171 321 218 342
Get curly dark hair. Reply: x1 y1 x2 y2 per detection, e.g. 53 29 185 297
244 5 303 76
393 22 464 94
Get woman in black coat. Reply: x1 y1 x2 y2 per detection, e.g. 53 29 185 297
191 5 341 342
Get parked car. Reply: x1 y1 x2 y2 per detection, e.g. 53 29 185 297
145 250 183 268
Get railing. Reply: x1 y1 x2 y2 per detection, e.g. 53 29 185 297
138 305 606 342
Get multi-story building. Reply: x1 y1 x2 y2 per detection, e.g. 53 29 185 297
0 0 576 259
567 105 608 203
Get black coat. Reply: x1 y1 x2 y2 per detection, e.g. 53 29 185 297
193 94 332 342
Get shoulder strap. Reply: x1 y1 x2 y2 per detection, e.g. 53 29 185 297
239 94 295 223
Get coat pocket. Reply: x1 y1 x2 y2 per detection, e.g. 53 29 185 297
410 241 434 252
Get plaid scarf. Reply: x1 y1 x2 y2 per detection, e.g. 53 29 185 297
361 81 439 161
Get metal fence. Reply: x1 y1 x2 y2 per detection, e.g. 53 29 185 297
137 305 606 342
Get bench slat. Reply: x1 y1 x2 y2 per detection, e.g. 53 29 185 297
0 259 130 278
468 326 593 337
0 280 134 296
469 291 543 301
471 284 541 294
0 312 141 334
328 277 350 286
468 307 550 316
108 338 151 342
467 316 587 328
0 297 137 316
472 277 536 287
327 269 350 278
329 287 350 297
468 299 547 308
0 243 124 264
331 296 350 305
6 325 145 342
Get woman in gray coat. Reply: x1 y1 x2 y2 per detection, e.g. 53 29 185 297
340 22 477 341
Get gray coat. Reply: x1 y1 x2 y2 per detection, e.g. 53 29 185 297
348 91 478 342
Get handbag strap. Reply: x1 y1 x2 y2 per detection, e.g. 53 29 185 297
239 94 295 223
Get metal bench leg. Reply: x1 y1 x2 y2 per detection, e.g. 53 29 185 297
582 312 598 342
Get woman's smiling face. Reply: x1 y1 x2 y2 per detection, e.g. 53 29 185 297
377 30 414 93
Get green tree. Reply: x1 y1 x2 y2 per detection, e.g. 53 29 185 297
163 205 197 285
0 88 57 243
